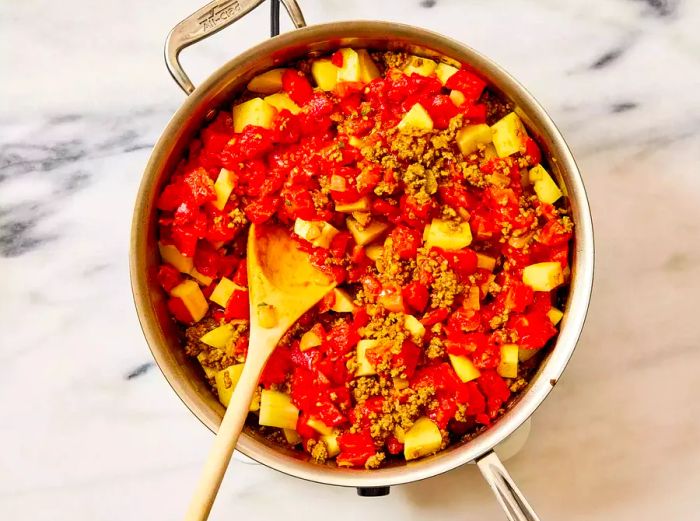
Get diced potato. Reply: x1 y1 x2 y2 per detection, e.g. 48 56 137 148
397 103 434 132
491 112 528 158
404 315 426 338
483 143 498 160
335 196 370 213
300 329 323 351
214 364 244 407
330 288 356 313
197 353 218 379
348 136 363 148
547 307 564 326
518 348 538 362
259 390 299 430
213 168 236 211
321 432 341 457
247 68 287 94
394 425 406 443
337 48 361 83
424 218 472 250
476 253 496 271
199 323 235 349
450 89 466 107
256 303 277 328
158 242 193 274
404 417 442 460
189 267 213 286
170 280 208 322
263 92 301 115
283 428 302 446
523 262 564 291
232 97 276 133
365 243 384 261
449 354 481 383
497 344 519 378
464 286 480 310
403 56 437 77
294 218 339 249
311 59 339 91
307 417 334 436
357 49 380 83
356 339 379 377
528 164 563 205
435 62 459 85
209 277 242 308
456 124 493 155
393 378 409 391
346 218 389 246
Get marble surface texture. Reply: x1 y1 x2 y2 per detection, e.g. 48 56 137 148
2 0 699 519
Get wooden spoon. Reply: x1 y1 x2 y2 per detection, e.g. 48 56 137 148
185 223 337 521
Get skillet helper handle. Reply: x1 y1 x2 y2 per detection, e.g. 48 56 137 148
476 451 542 521
165 0 306 94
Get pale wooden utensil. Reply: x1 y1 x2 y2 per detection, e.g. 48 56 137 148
185 223 336 521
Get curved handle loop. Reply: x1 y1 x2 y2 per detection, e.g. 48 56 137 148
476 451 542 521
165 0 306 94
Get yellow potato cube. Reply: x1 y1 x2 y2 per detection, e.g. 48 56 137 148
209 277 243 308
348 136 363 148
346 217 389 246
491 112 528 157
357 49 380 83
449 354 481 383
356 339 379 377
456 124 493 155
522 262 565 291
321 431 341 457
397 103 434 132
404 315 426 338
529 164 563 205
263 92 301 115
518 349 538 362
497 344 519 378
170 280 208 322
435 62 459 85
330 288 356 313
450 89 466 106
232 97 276 133
307 417 334 436
196 353 218 379
403 55 437 77
294 218 339 249
283 428 302 446
214 364 244 407
337 48 361 83
335 196 370 213
300 329 323 351
189 267 213 286
199 323 235 349
259 390 299 430
311 59 339 91
365 243 384 262
158 242 193 274
547 307 564 326
424 218 472 250
393 378 409 391
476 253 496 271
404 417 443 461
212 168 236 211
247 68 287 94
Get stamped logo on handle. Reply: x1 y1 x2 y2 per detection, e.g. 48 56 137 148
198 0 241 31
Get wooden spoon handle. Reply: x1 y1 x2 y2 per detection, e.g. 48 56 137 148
184 361 262 521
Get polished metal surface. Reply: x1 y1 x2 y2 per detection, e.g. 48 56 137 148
131 16 594 494
165 0 306 94
477 451 541 521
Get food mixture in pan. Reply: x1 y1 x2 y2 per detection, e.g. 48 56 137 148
155 49 573 468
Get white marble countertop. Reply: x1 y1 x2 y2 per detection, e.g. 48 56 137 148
2 0 700 519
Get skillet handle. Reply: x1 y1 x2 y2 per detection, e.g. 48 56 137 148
165 0 306 94
476 451 542 521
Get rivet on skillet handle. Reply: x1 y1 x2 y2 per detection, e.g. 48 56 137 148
165 0 306 94
476 451 541 521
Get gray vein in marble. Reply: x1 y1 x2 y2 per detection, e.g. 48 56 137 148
125 362 155 380
611 101 639 113
632 0 679 18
